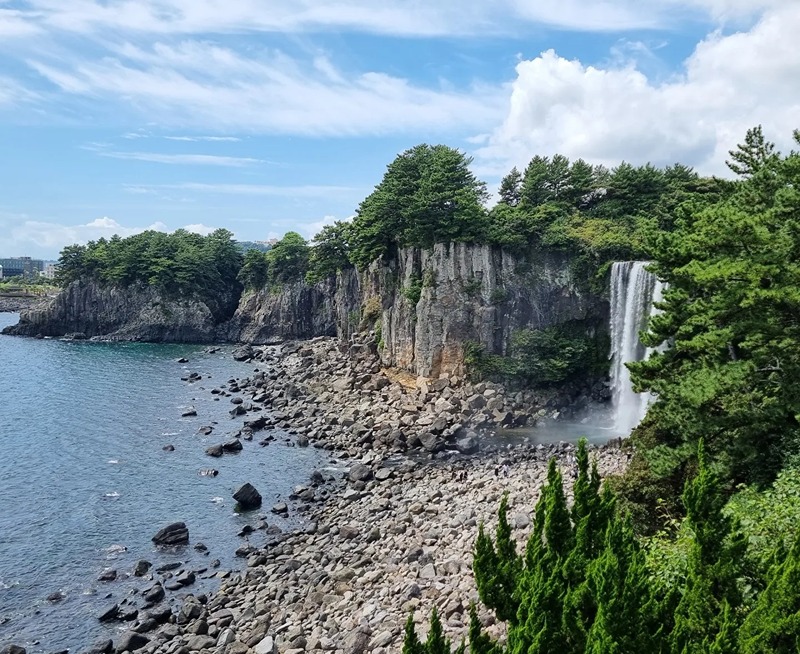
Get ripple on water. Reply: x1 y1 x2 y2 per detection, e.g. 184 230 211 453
0 313 325 653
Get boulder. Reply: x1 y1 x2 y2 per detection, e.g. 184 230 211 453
205 444 223 457
348 463 373 482
222 439 243 452
419 432 442 452
181 407 197 417
232 345 254 361
233 483 262 510
455 434 480 455
0 646 25 654
151 522 189 546
81 640 113 654
115 632 148 653
142 583 165 605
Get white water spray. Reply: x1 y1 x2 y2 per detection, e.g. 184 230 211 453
609 261 665 435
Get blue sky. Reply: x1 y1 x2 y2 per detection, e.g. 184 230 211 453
0 0 798 259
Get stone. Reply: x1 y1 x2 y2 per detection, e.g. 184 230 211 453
82 639 113 654
254 635 277 654
271 502 288 515
151 522 189 546
455 434 479 455
232 345 254 361
205 444 223 457
348 463 373 482
419 432 442 452
0 646 25 654
98 604 120 622
181 407 197 417
233 483 262 510
97 568 117 582
114 632 148 653
222 439 244 452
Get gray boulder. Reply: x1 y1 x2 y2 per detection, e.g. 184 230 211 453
233 483 262 510
151 522 189 546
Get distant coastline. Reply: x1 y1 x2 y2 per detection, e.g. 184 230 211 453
0 294 47 313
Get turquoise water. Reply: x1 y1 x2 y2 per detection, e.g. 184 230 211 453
0 313 324 652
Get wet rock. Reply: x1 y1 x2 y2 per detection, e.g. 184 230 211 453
143 583 165 605
205 444 223 457
233 483 262 510
114 631 148 653
271 502 288 515
0 646 25 654
181 407 197 417
97 568 117 582
151 522 189 546
232 345 254 361
176 357 189 363
162 444 175 452
222 439 243 453
47 591 65 602
98 604 120 622
197 425 214 435
81 639 112 654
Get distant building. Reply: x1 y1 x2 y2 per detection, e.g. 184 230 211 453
42 263 57 279
0 257 45 279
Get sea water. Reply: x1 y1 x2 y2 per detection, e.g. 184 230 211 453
0 313 323 652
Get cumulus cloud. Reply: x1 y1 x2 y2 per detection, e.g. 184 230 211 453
476 3 800 177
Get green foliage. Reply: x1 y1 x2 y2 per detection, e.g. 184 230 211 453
55 228 243 316
474 494 522 623
464 323 607 388
726 463 800 572
238 249 269 290
306 221 353 284
403 613 425 654
628 127 800 493
349 144 489 268
403 273 423 305
266 231 309 285
738 535 800 653
489 287 510 305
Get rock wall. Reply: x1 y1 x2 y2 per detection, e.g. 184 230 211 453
363 243 606 377
229 243 607 378
2 280 228 342
3 245 607 376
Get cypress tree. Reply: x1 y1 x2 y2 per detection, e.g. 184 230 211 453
425 607 451 654
474 494 522 623
402 612 425 654
739 535 800 653
508 459 574 654
670 441 746 653
468 603 504 654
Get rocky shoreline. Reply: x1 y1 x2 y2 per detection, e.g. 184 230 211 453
8 333 625 654
0 296 47 313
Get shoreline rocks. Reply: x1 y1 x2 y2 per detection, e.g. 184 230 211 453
151 522 189 547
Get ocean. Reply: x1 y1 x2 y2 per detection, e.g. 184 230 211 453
0 313 323 652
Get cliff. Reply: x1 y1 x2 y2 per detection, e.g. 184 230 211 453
228 243 608 378
2 280 233 342
3 245 607 377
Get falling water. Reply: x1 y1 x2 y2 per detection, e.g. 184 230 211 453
609 261 665 435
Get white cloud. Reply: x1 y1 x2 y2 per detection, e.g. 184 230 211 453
183 223 217 235
91 149 263 167
26 40 506 136
1 216 168 256
164 135 241 142
476 3 800 177
136 182 359 197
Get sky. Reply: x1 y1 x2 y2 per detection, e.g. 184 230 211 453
0 0 799 259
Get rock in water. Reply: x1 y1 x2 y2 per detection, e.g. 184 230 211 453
115 631 149 653
233 483 262 510
0 646 26 654
151 522 189 546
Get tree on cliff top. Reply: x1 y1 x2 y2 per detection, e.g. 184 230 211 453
348 144 489 268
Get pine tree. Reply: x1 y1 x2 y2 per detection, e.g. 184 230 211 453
499 167 523 207
508 459 573 654
739 535 800 653
726 125 777 178
403 612 425 654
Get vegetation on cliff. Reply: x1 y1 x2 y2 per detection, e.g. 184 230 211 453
56 228 242 309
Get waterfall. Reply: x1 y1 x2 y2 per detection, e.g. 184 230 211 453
609 261 665 435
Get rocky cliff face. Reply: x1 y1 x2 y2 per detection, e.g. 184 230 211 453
228 243 608 378
2 280 229 342
3 245 607 377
